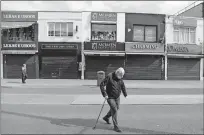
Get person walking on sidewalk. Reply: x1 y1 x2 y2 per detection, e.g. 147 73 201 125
21 64 27 83
100 67 127 133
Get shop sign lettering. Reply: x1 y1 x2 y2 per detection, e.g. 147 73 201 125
167 45 189 53
41 44 77 49
1 11 38 21
3 14 36 19
91 12 117 21
91 42 116 50
173 19 184 26
3 43 36 48
132 44 158 49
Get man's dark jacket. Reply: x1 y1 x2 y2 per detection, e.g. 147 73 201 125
100 72 127 99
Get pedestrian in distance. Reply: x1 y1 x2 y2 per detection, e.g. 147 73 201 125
21 64 27 83
100 67 127 133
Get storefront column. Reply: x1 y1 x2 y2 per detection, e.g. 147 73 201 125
81 42 85 80
200 58 203 81
165 55 168 80
1 52 3 79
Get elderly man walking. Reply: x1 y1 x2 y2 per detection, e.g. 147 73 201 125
100 67 127 132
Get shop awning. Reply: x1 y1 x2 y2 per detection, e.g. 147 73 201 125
167 54 203 58
126 52 165 55
1 50 37 54
1 22 35 29
84 51 125 56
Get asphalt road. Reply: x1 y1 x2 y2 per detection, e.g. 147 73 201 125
2 86 203 95
1 104 203 134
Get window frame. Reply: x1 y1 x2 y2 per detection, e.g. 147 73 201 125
2 22 36 42
47 22 74 37
173 26 196 44
91 23 117 42
132 24 158 43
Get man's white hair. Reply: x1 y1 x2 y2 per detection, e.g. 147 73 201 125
116 67 125 75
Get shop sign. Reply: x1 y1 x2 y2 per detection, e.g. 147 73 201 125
173 17 197 27
84 42 124 51
40 42 80 50
91 12 117 21
167 44 202 54
1 11 38 22
125 42 164 53
1 42 37 50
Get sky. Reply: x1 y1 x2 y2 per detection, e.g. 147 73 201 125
1 1 202 15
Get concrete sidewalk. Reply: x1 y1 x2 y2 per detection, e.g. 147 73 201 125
1 79 203 89
2 94 203 105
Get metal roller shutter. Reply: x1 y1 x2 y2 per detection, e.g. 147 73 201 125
85 56 125 79
167 58 200 80
125 55 163 80
41 56 78 79
3 54 36 79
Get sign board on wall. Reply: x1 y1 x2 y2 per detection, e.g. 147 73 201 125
91 12 117 21
125 42 164 53
173 18 197 27
84 42 124 51
167 44 202 55
39 42 81 50
1 11 38 22
1 42 37 50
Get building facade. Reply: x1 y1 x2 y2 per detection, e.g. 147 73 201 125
166 16 203 80
37 12 82 79
124 13 166 80
82 12 125 79
1 11 39 79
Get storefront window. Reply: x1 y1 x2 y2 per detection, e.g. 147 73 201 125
173 27 196 44
133 25 157 42
91 24 117 41
48 22 73 37
1 22 36 42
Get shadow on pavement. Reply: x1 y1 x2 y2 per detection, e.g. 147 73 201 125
2 110 177 134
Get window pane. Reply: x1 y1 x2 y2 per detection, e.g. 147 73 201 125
61 23 67 36
55 23 60 36
173 31 179 43
145 26 156 42
68 22 73 36
190 32 195 43
48 23 55 36
133 26 144 41
91 24 117 41
183 28 189 43
2 23 35 42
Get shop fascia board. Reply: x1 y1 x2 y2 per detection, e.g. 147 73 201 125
84 51 125 56
90 21 117 24
125 52 165 55
1 50 38 54
167 54 203 58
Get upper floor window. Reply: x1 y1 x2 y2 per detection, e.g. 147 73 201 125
173 27 196 44
91 24 117 41
1 22 36 42
133 25 157 42
48 22 73 37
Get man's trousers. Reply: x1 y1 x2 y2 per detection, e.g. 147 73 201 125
104 97 120 128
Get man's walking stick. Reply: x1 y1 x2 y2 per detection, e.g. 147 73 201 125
93 98 107 130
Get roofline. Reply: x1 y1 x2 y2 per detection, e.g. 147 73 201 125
178 2 204 16
1 10 165 16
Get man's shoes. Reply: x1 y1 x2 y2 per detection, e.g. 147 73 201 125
114 127 122 133
103 117 111 124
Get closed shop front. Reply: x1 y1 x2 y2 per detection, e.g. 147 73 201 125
84 41 125 79
39 42 81 79
125 42 165 80
1 11 39 79
167 44 202 80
